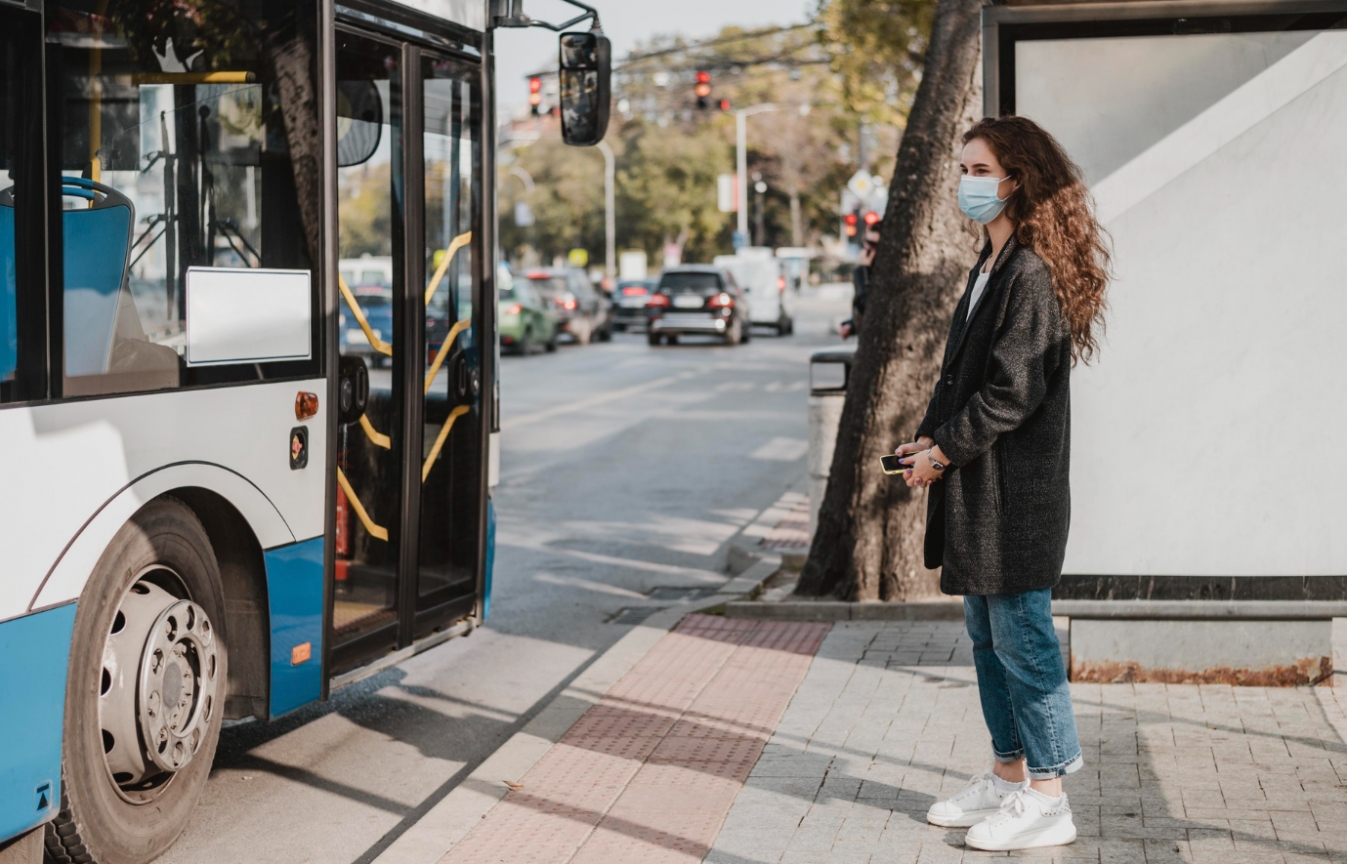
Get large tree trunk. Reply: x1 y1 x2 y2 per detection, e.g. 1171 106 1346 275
796 0 984 600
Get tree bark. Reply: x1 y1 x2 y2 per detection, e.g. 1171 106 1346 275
796 0 984 601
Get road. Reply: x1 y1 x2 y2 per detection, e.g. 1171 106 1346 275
159 286 850 864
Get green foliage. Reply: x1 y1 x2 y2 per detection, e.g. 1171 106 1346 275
816 0 935 122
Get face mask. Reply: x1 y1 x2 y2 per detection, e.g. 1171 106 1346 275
958 175 1011 224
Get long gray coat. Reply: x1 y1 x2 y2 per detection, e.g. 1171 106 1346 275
915 237 1073 596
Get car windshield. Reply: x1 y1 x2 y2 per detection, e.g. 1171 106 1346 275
659 272 721 293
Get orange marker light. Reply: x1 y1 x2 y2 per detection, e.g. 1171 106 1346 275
295 392 319 420
291 642 312 665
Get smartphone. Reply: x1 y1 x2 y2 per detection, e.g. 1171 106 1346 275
880 454 908 475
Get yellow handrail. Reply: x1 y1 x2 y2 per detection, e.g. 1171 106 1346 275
424 318 472 396
422 405 470 482
424 231 473 307
358 414 391 449
339 274 393 357
336 467 389 541
132 72 256 85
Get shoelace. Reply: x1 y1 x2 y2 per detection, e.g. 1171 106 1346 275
984 789 1029 826
954 770 995 800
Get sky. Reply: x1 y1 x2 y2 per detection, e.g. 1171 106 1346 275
493 0 813 118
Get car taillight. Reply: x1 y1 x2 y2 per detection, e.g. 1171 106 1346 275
556 293 578 311
622 286 648 296
646 294 670 308
708 292 734 309
777 276 786 293
505 303 522 315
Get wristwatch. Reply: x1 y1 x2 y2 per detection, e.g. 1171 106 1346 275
926 451 947 472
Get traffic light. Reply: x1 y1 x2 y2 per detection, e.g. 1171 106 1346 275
718 98 731 111
843 211 858 238
694 70 711 110
529 76 542 115
863 210 881 227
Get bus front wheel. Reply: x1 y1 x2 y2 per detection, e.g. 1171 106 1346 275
46 497 227 864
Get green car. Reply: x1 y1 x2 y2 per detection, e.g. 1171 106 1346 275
499 267 558 355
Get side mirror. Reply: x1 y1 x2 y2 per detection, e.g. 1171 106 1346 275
559 31 610 147
337 355 369 425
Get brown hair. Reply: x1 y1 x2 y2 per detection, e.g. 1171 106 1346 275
963 116 1111 364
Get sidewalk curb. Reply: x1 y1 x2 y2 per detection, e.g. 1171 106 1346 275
370 552 783 864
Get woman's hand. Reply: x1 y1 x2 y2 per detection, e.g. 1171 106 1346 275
894 439 946 488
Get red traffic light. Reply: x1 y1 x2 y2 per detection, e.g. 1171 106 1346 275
529 76 542 93
843 213 858 226
718 98 731 111
695 70 710 85
863 211 881 226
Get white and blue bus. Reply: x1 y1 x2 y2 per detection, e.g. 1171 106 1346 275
0 0 608 861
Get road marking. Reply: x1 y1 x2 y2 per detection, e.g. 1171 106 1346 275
501 370 698 431
749 436 809 462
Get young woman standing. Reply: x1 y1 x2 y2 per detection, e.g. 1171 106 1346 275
895 115 1110 851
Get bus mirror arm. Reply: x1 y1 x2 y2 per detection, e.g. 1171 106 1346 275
491 0 601 32
337 355 369 426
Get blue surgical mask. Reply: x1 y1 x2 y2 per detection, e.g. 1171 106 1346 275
958 175 1011 224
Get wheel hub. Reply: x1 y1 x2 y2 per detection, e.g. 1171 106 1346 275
101 577 219 793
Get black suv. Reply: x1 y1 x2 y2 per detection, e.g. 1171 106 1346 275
645 266 751 346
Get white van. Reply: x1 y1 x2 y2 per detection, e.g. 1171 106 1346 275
713 248 794 334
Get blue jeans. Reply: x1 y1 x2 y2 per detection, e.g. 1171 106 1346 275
964 589 1082 780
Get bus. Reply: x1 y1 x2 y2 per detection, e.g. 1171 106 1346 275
0 0 609 861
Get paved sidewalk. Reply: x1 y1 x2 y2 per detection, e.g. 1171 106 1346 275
712 621 1347 864
442 615 829 863
424 618 1347 864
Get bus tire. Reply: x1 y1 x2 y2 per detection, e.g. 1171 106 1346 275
45 497 227 864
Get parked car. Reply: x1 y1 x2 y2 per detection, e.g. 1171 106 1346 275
714 248 794 335
645 265 751 346
499 268 558 354
524 268 612 345
338 256 394 367
611 278 657 331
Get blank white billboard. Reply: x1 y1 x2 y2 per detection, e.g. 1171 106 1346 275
185 267 312 366
1016 30 1347 577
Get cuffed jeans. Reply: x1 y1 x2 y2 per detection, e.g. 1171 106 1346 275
964 589 1082 780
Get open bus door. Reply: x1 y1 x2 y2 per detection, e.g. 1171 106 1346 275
328 27 488 675
984 2 1347 594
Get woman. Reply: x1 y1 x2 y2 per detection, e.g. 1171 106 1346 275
895 115 1109 851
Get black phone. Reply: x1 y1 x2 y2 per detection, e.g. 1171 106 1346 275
880 454 907 475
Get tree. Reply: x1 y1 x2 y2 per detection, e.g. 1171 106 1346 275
795 0 984 601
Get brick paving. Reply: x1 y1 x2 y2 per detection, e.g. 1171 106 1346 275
441 615 830 864
709 621 1347 864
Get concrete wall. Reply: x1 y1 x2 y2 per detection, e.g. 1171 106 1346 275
1015 31 1347 579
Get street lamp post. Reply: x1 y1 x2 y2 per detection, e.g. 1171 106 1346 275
597 139 615 285
735 104 775 245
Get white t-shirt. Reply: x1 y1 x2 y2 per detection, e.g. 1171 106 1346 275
967 269 992 320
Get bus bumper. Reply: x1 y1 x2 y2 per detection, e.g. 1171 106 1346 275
0 604 76 845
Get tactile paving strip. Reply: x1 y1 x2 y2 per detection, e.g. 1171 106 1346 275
440 615 830 863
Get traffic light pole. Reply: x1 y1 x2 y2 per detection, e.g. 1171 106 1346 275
735 104 775 243
597 139 615 285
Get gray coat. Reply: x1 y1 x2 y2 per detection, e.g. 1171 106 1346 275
915 237 1073 596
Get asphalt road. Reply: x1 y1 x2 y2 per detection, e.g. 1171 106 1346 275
158 285 851 864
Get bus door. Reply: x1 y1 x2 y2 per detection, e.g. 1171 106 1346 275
331 28 483 673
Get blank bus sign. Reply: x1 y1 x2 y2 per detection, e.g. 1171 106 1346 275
185 267 312 366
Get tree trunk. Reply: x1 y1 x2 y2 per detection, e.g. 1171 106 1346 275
795 0 984 601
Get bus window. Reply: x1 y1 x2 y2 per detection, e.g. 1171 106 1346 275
47 0 320 398
0 8 43 405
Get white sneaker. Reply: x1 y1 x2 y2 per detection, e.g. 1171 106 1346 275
964 788 1077 851
926 771 1026 828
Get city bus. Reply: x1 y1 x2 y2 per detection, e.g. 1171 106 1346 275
0 0 608 861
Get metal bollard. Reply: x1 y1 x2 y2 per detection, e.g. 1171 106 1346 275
807 347 856 539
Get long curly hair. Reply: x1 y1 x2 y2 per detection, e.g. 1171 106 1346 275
964 116 1111 364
